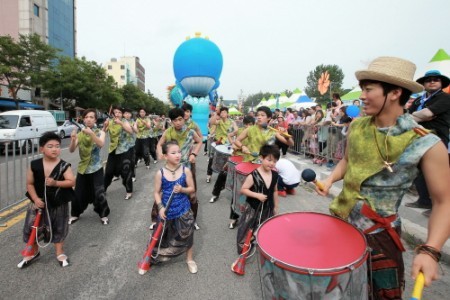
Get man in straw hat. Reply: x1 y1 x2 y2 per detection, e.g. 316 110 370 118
406 70 450 217
316 57 450 299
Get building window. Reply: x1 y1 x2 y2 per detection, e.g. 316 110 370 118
33 4 40 17
108 65 112 70
120 75 125 80
120 65 125 70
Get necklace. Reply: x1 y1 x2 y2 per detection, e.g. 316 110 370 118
164 164 181 179
373 126 394 172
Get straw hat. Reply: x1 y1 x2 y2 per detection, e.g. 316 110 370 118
355 56 423 93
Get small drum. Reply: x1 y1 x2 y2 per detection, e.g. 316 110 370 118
257 212 369 300
212 144 233 173
225 156 244 191
233 162 260 215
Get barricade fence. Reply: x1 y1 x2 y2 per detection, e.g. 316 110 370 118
0 137 110 213
288 124 347 165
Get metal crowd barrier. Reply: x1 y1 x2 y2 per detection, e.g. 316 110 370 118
288 124 347 165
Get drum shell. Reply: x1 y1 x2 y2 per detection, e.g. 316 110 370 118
212 145 232 173
257 212 369 300
225 156 244 191
232 162 260 216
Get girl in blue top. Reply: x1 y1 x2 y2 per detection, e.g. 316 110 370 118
152 141 197 273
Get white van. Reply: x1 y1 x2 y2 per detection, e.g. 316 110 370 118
0 110 58 153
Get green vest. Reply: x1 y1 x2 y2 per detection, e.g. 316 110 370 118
242 125 276 162
77 128 101 174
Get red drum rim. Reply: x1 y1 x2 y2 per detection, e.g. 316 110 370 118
230 156 244 164
256 212 369 276
235 162 260 175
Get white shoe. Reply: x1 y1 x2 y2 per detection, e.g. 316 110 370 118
100 217 109 225
206 176 211 183
209 196 217 203
146 165 150 169
194 223 200 230
132 177 136 182
149 222 156 230
154 160 158 164
186 260 198 274
112 176 120 182
68 216 79 225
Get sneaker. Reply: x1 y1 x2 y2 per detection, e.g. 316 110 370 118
194 223 200 230
229 220 236 229
404 201 432 209
186 260 198 274
125 193 132 200
132 177 136 182
278 190 287 197
68 216 79 225
149 222 157 230
206 175 211 183
154 160 158 164
209 196 218 203
286 189 296 195
112 176 120 182
101 217 109 225
146 165 150 169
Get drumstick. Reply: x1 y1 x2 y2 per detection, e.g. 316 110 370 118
301 169 324 191
410 272 425 300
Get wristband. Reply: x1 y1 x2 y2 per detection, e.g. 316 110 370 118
157 203 164 211
415 244 441 262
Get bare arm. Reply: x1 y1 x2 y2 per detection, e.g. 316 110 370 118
412 142 450 286
189 131 203 163
412 108 435 122
69 130 78 153
156 131 167 160
234 127 249 150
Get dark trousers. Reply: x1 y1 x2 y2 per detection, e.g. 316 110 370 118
277 176 300 191
148 137 158 161
207 157 214 176
212 171 239 220
135 138 150 166
413 171 432 207
276 139 289 155
104 149 133 193
73 168 110 218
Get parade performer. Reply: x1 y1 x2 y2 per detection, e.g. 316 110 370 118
123 108 137 182
206 107 238 183
148 116 160 164
153 108 202 230
209 115 255 229
316 57 450 299
68 109 110 225
233 106 294 163
18 132 75 268
233 144 280 257
103 106 134 200
134 108 151 169
151 141 197 273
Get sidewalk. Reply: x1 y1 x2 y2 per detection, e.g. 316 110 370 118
286 152 450 263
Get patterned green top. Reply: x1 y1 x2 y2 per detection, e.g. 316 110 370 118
215 118 233 143
330 115 440 222
116 120 135 154
165 125 195 168
136 117 150 139
242 125 276 162
77 128 103 174
107 119 122 153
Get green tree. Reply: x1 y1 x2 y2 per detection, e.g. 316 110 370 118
42 56 122 110
304 64 345 105
0 34 58 109
243 92 273 112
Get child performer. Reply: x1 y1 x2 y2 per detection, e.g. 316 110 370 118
103 106 134 200
234 144 280 257
123 108 137 182
134 108 151 169
209 115 255 229
69 109 110 225
152 141 197 273
18 132 75 268
154 108 203 230
234 106 293 163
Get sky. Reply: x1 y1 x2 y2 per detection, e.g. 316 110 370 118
76 0 450 102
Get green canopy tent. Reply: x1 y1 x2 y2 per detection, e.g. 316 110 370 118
229 106 243 116
341 87 362 105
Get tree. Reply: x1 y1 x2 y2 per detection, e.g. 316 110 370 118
243 92 273 112
42 56 123 110
304 64 345 105
0 34 58 109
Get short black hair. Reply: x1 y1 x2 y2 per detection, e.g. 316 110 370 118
332 93 341 100
182 102 193 112
243 115 255 125
112 106 124 113
162 140 179 154
82 108 97 119
39 132 61 147
341 116 353 123
220 107 229 113
256 106 272 118
359 80 412 106
168 108 185 120
259 144 280 160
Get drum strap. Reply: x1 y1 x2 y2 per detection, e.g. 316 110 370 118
360 204 405 252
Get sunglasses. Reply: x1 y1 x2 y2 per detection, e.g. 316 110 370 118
424 77 441 83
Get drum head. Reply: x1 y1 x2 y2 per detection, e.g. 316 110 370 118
235 162 260 175
230 156 244 164
257 212 367 274
215 145 233 155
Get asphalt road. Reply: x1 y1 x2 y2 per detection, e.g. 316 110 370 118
0 153 449 299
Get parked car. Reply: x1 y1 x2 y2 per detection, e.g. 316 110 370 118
0 110 58 153
57 120 84 138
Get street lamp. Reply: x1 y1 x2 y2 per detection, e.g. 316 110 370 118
60 72 63 111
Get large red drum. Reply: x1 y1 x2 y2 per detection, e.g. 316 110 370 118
257 212 369 300
225 156 244 191
233 162 260 215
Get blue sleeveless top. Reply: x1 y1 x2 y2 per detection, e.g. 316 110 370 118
160 167 191 220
